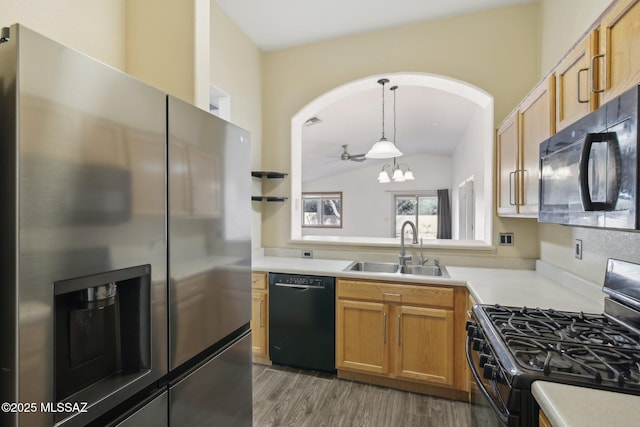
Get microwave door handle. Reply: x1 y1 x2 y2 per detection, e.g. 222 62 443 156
579 133 596 211
579 132 622 211
606 132 622 211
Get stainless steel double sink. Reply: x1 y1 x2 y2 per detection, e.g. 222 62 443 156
343 261 447 277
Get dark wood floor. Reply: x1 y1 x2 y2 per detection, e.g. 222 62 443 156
252 364 494 427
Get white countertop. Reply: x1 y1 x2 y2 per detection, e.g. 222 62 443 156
532 382 640 427
252 255 636 427
447 265 604 313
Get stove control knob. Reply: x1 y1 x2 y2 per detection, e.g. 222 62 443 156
479 353 493 368
466 322 477 337
483 363 497 380
472 338 484 351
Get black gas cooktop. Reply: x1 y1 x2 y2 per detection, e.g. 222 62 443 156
477 304 640 392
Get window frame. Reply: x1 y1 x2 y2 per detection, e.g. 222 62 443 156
392 191 438 239
302 191 343 228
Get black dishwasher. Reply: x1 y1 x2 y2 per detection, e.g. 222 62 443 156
268 273 336 373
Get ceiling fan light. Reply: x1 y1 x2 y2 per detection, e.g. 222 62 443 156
392 167 405 182
377 170 391 183
404 169 415 180
365 138 403 159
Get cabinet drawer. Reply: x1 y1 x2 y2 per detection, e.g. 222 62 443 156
251 272 267 290
337 279 454 308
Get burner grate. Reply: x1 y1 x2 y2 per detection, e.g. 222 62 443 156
478 305 640 391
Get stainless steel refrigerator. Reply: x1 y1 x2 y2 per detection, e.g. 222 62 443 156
165 95 252 427
0 23 252 427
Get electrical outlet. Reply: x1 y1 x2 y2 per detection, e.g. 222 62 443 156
575 239 583 259
302 250 313 258
498 233 514 246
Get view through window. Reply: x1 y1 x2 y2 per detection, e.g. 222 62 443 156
302 192 342 228
394 193 438 239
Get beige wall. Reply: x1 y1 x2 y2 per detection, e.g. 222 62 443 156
1 0 126 69
261 4 542 258
539 0 613 76
536 0 640 283
210 3 263 247
126 0 196 103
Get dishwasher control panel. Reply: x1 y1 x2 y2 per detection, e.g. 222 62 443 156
269 273 333 288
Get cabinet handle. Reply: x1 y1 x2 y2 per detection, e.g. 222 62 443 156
259 300 263 327
383 292 401 298
509 171 517 206
591 54 605 94
519 169 528 205
577 67 589 103
383 312 387 344
397 314 401 346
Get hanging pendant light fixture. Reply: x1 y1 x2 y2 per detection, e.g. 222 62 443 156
365 79 403 159
376 85 415 183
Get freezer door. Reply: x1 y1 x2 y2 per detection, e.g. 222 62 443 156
169 332 252 426
116 391 168 427
167 96 251 369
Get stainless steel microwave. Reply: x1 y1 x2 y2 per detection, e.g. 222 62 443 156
539 85 639 230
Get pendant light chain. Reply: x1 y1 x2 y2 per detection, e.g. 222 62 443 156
392 85 397 145
366 78 401 159
381 79 386 139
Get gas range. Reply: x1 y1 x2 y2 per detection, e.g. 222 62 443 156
466 259 640 427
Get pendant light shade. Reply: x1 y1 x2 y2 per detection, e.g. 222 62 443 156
377 168 391 183
392 164 406 182
375 85 417 184
365 79 403 159
367 138 403 159
404 168 415 180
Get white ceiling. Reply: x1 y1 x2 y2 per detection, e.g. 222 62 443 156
215 0 532 183
215 0 536 51
302 83 480 182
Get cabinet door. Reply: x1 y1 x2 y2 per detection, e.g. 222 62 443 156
393 305 454 386
251 290 268 357
598 0 640 103
518 75 555 216
556 31 599 131
336 299 389 375
539 410 553 427
496 112 519 216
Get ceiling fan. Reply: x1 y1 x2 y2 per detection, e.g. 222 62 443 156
336 144 366 162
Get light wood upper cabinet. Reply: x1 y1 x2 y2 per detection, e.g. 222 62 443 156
497 76 555 218
496 112 519 216
598 0 640 103
555 31 599 131
518 75 555 216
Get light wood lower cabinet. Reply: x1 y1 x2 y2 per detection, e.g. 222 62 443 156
539 409 553 427
336 299 389 374
251 272 269 363
336 278 466 397
394 304 454 385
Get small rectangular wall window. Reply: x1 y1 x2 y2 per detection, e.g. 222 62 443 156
394 193 438 239
302 192 342 228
